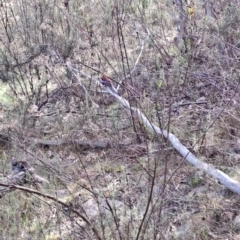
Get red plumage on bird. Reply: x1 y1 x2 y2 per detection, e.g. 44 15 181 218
100 74 113 88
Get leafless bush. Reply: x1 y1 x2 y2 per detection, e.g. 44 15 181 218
0 0 240 239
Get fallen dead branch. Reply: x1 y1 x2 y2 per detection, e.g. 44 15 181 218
100 79 240 195
27 137 112 150
27 138 148 157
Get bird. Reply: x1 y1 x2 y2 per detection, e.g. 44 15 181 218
100 74 113 88
11 158 29 173
187 5 194 18
100 74 118 95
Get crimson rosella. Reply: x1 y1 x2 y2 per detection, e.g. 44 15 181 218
100 74 118 95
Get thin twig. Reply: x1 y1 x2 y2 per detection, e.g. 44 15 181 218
116 31 149 91
0 183 103 240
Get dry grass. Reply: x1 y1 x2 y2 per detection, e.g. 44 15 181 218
0 0 240 239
